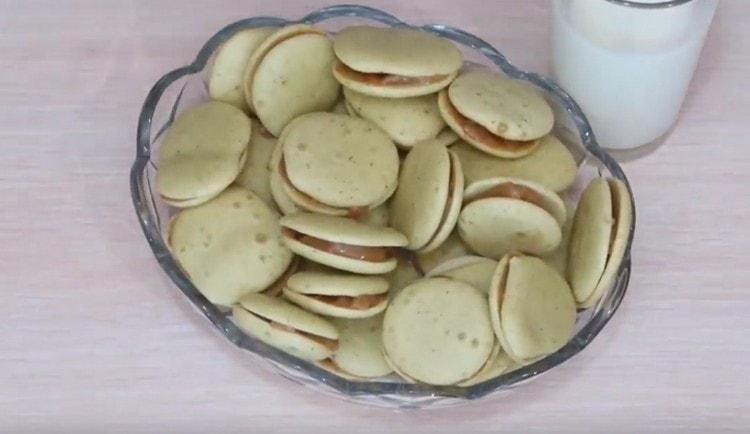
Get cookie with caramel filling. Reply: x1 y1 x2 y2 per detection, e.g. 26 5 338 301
332 26 462 98
233 293 338 362
567 177 633 308
280 213 408 274
458 177 565 258
275 112 400 217
283 270 389 319
438 70 554 159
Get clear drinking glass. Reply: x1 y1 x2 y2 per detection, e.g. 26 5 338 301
552 0 718 153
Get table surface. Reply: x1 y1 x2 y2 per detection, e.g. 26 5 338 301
2 1 749 432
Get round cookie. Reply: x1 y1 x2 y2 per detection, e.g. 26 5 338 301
439 70 554 158
167 186 294 306
233 293 338 361
382 278 495 385
326 315 393 378
343 87 445 148
489 255 576 363
567 177 633 308
283 271 389 318
332 25 462 98
426 256 497 294
452 135 577 192
458 177 565 259
234 118 277 208
389 141 464 252
245 25 340 135
277 112 399 216
280 212 408 274
156 101 251 207
208 27 274 111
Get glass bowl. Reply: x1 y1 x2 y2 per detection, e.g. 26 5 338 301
130 4 636 409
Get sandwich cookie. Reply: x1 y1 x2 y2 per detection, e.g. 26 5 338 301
458 176 566 259
283 271 390 319
156 101 251 208
234 118 277 208
567 177 633 308
383 278 495 385
167 186 294 306
332 25 463 98
489 254 577 364
208 27 274 111
438 70 554 159
244 24 340 135
233 293 338 362
389 141 464 252
343 87 445 148
452 135 577 192
320 315 393 379
415 230 470 274
540 201 575 276
426 255 497 294
280 212 408 274
275 112 399 217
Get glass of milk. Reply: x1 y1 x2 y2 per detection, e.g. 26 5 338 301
551 0 718 152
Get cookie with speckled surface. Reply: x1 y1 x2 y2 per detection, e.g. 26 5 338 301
343 87 445 148
489 255 576 363
567 178 632 308
382 278 494 385
167 186 293 306
278 112 399 216
208 27 274 111
439 70 553 158
327 315 392 378
332 25 462 98
452 135 577 192
389 141 464 252
233 293 338 361
458 177 565 258
156 102 251 208
245 25 340 135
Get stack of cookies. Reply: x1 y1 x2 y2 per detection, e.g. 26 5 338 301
155 24 633 386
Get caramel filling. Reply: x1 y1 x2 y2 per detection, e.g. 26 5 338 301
442 95 537 152
307 293 387 310
282 228 393 263
245 310 339 351
334 61 448 87
464 182 546 210
278 157 369 219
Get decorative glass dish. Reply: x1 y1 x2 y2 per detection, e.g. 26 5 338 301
130 4 635 409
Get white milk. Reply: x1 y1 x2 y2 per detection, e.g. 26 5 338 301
552 0 718 150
